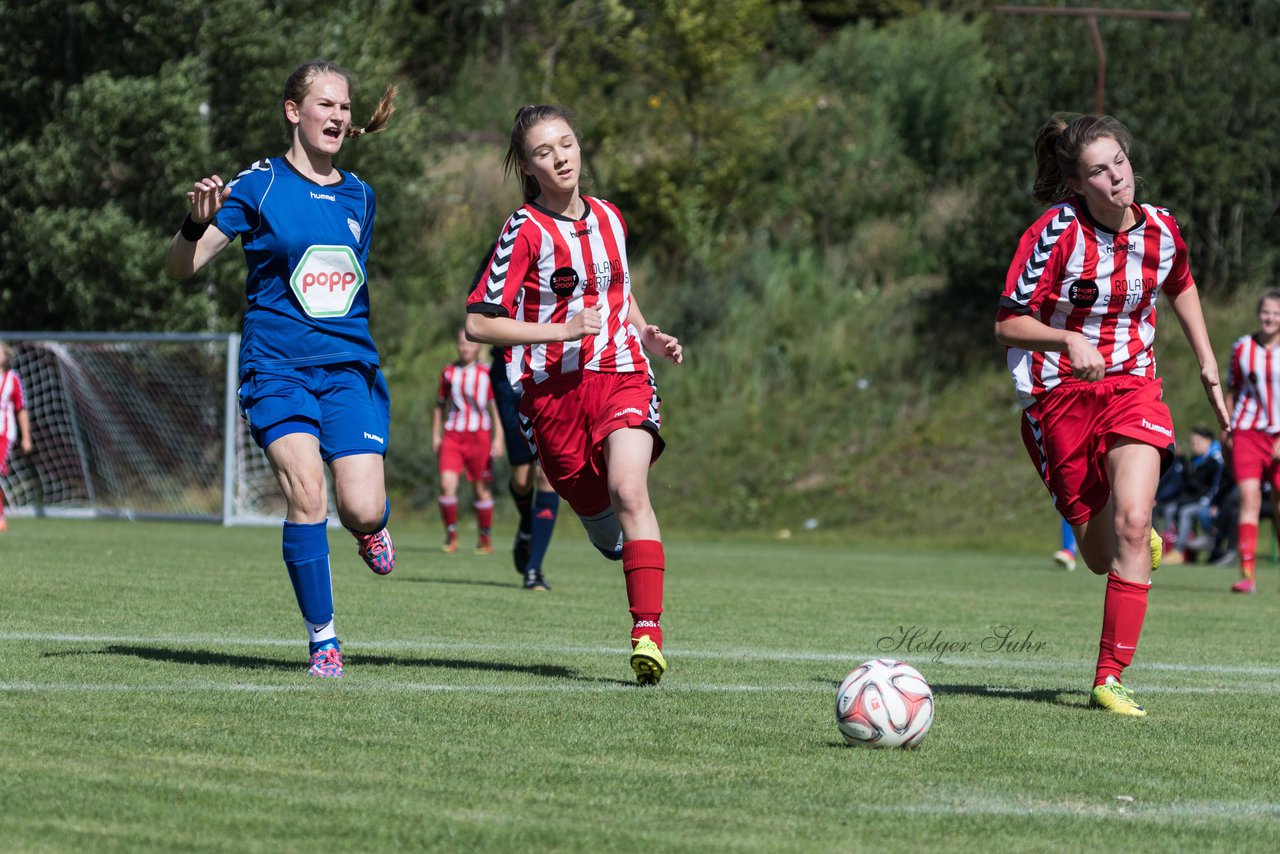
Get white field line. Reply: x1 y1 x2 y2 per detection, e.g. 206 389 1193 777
4 681 1280 696
857 799 1280 822
5 631 1280 677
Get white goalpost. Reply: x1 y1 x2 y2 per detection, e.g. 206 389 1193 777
0 331 308 525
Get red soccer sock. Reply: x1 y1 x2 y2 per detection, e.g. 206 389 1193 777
1095 573 1149 686
1239 522 1258 580
438 496 458 534
474 498 494 535
622 539 665 649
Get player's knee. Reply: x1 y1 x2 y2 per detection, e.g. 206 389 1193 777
337 495 387 532
285 479 328 519
1113 507 1151 551
608 479 651 517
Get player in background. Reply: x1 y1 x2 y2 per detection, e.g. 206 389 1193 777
995 113 1230 717
1223 290 1280 593
433 327 504 554
0 340 35 533
164 60 399 679
466 246 561 591
1053 517 1078 571
466 104 684 684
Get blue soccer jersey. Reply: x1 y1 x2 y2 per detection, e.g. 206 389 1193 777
215 156 379 373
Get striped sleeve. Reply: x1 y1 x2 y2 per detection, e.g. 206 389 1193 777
1154 207 1194 296
997 205 1076 319
467 210 533 318
436 365 451 406
1229 337 1245 394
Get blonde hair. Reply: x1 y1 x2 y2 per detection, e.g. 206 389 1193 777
281 60 398 141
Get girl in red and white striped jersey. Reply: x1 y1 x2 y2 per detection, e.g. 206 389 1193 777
996 113 1230 717
433 328 504 554
466 105 683 686
0 340 35 532
1224 290 1280 593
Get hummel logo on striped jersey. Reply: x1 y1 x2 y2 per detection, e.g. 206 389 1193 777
613 407 644 419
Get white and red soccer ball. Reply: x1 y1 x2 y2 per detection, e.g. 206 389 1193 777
835 659 934 749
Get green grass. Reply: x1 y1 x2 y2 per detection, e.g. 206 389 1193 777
3 519 1280 851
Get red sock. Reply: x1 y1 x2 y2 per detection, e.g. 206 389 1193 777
1095 573 1149 686
474 498 494 535
622 539 665 649
1239 522 1258 580
438 496 458 534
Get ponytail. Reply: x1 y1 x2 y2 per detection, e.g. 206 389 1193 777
348 84 398 138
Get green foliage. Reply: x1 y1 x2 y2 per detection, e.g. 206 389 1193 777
5 3 1280 533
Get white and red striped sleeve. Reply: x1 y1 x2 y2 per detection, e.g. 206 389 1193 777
467 210 538 319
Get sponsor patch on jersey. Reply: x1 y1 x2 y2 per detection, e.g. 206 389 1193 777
550 266 580 297
348 218 361 242
289 245 365 318
1068 279 1099 308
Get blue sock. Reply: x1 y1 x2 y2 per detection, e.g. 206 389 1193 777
527 490 560 570
283 520 337 653
1060 518 1077 554
510 480 534 537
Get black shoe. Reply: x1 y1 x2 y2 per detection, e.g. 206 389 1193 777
513 530 532 575
523 567 549 591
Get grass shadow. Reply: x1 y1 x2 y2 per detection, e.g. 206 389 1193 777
394 576 521 589
819 676 1080 708
45 644 624 683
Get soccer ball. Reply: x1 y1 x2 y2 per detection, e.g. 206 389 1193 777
835 659 934 749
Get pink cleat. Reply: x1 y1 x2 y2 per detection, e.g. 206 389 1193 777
355 528 395 575
308 647 344 678
1231 578 1257 594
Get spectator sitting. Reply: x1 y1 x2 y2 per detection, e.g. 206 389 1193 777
1161 427 1224 564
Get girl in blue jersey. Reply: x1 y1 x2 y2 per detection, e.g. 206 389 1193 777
165 60 399 678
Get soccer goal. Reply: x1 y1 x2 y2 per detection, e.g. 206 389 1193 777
0 331 300 525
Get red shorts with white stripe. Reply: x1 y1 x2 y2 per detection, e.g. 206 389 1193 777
1230 429 1280 488
0 438 9 476
1019 375 1175 525
439 429 493 482
520 370 664 516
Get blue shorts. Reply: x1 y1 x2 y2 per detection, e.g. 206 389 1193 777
492 354 536 466
239 363 390 462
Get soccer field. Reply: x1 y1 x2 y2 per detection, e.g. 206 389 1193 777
3 519 1279 851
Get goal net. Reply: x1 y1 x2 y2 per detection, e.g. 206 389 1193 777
0 332 304 525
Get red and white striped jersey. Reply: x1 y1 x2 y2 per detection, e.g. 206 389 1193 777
466 196 649 392
1228 334 1280 433
997 198 1194 409
1 370 25 442
438 360 493 433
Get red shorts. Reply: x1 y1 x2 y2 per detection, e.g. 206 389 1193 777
520 370 664 516
439 429 493 482
0 437 9 476
1230 429 1280 488
1020 375 1175 525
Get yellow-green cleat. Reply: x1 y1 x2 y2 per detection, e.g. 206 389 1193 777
1089 676 1147 717
1150 527 1162 573
630 635 666 686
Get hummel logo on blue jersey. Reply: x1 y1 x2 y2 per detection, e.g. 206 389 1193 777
310 191 336 202
364 431 385 444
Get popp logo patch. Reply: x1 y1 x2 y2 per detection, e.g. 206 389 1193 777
290 245 365 317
